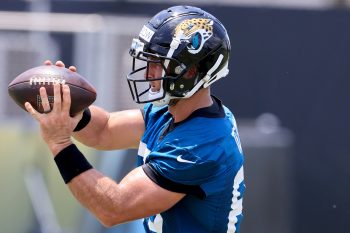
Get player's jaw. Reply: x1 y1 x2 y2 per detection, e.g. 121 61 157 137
145 62 163 93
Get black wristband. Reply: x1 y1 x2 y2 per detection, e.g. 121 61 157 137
54 144 93 184
74 108 91 132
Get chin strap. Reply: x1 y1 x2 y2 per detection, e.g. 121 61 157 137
152 93 171 107
203 54 228 88
168 99 179 106
183 54 227 98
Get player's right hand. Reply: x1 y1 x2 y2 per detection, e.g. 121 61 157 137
24 82 82 156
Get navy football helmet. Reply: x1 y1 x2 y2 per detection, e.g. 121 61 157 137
127 5 231 106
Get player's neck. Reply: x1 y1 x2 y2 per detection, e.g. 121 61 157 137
168 88 213 123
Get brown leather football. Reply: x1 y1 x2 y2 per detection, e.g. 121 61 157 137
8 65 97 115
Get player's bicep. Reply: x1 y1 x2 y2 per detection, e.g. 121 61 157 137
107 109 145 149
98 108 145 150
116 166 185 222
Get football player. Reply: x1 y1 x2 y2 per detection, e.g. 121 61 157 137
26 5 245 233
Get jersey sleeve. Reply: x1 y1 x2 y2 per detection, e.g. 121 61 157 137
142 142 226 198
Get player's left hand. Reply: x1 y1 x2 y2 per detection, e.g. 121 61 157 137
24 83 83 156
44 59 77 72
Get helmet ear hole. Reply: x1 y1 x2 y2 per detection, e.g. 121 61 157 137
167 76 199 97
183 66 198 79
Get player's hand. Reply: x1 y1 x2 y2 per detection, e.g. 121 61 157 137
24 83 83 156
44 60 77 72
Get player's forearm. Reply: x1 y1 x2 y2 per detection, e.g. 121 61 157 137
67 169 126 227
53 144 127 226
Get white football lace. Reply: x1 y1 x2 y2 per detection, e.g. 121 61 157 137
29 75 66 85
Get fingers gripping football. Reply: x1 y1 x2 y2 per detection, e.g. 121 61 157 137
24 84 82 153
46 60 77 73
25 84 66 116
61 84 71 114
40 87 51 113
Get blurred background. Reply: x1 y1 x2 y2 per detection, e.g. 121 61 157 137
1 0 350 233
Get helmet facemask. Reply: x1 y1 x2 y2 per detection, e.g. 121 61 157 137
127 38 188 105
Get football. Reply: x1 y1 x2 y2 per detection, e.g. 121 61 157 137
8 65 97 115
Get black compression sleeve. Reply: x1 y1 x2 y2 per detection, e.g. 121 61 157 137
73 108 91 132
54 144 93 184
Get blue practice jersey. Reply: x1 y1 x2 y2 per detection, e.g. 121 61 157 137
137 96 245 233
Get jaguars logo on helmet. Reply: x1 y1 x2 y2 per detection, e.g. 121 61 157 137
174 18 213 54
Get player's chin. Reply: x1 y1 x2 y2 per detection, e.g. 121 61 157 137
149 86 161 94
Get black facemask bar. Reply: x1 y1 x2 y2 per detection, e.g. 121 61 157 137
126 49 187 104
